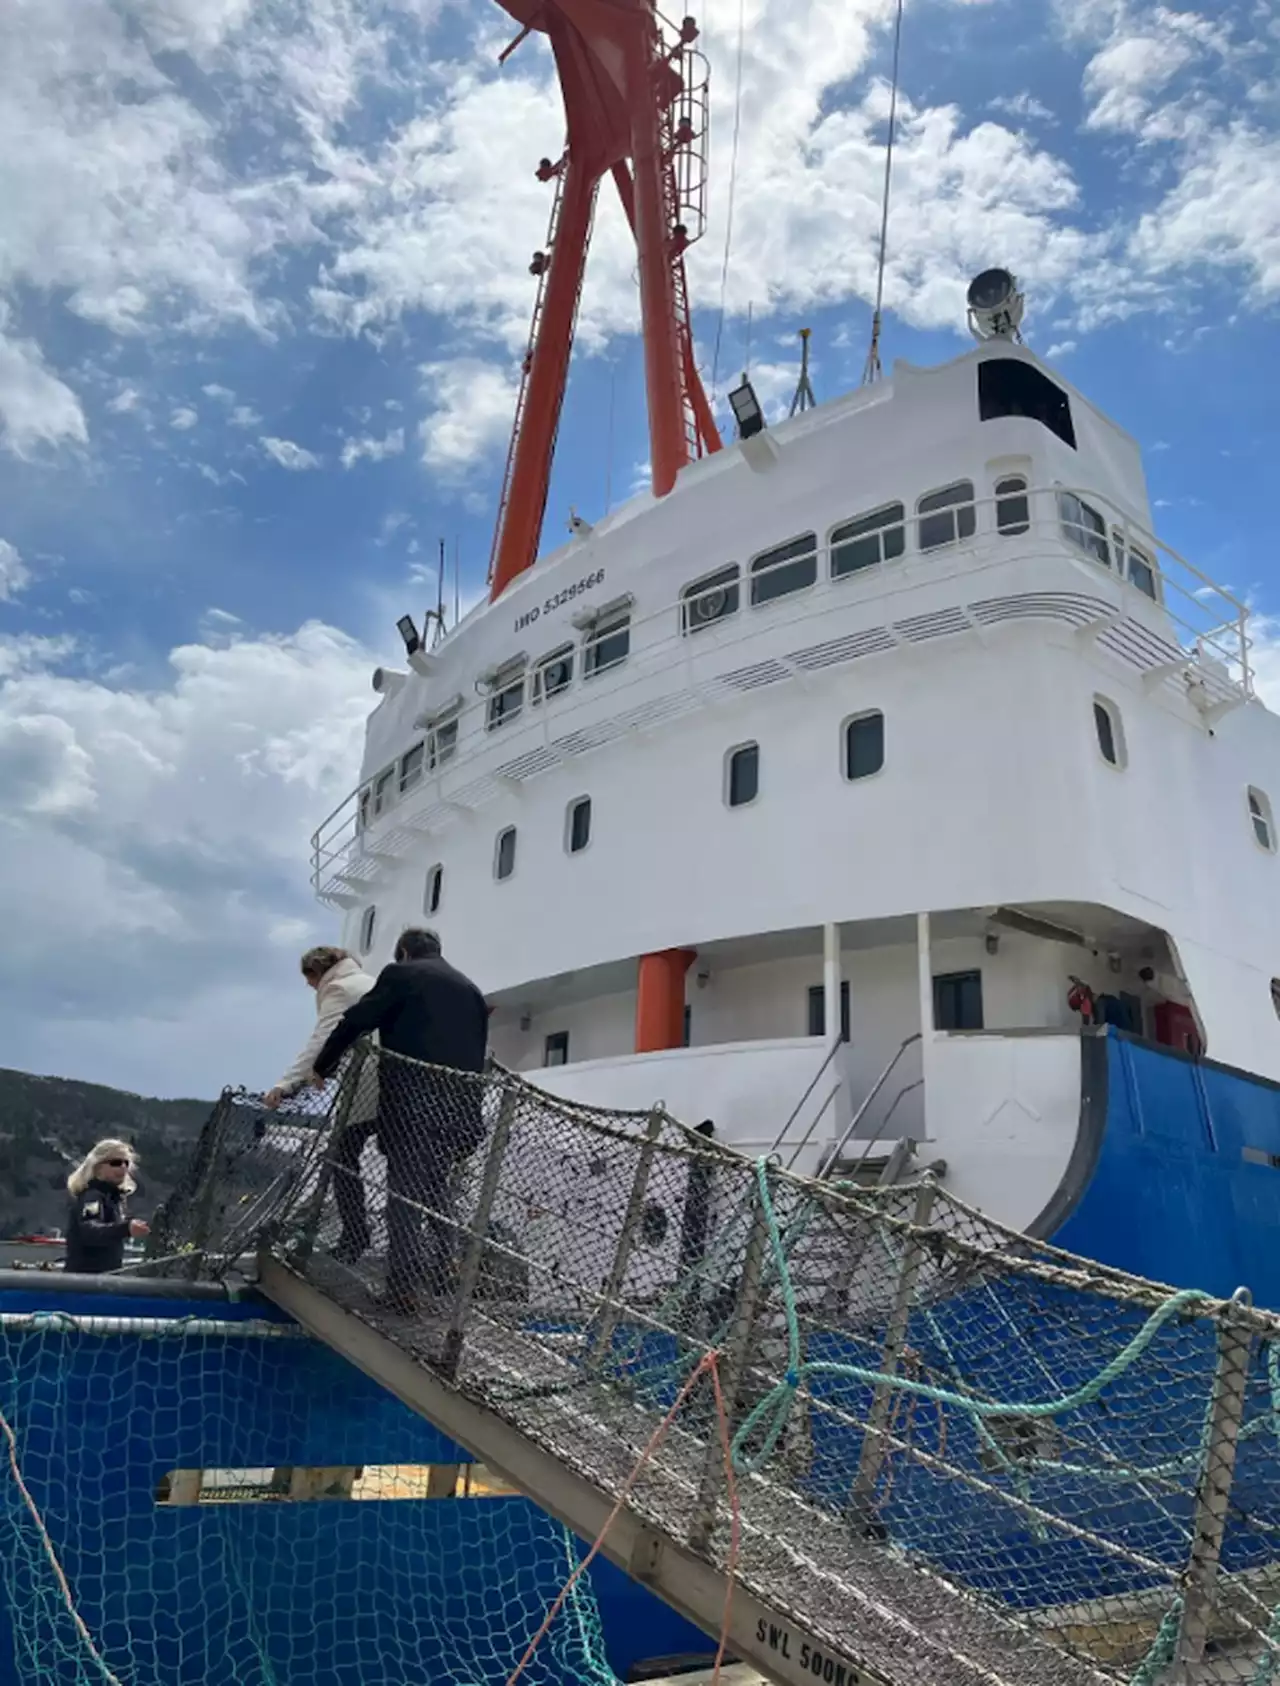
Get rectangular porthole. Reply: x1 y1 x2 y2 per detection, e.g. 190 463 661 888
726 743 759 807
566 796 592 853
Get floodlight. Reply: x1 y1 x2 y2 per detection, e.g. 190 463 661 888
966 268 1025 341
728 377 765 440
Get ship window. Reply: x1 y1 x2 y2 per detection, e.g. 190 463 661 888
830 504 905 577
544 1031 569 1068
357 789 371 832
844 711 885 781
532 645 574 702
1058 492 1111 567
358 906 377 956
807 982 851 1042
372 766 395 817
995 475 1030 536
934 969 984 1031
1113 531 1159 600
494 826 517 881
583 610 630 677
567 796 592 854
726 743 759 808
486 661 526 731
682 565 740 632
429 718 458 768
978 359 1077 449
750 533 818 605
424 863 443 916
1248 788 1275 853
400 741 425 794
917 482 976 552
1093 697 1125 768
1272 980 1280 1021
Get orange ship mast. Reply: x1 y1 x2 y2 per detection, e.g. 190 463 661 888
488 1 722 602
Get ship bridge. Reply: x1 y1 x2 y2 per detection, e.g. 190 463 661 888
144 1045 1280 1686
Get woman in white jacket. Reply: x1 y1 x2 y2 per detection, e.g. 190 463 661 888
264 946 377 1111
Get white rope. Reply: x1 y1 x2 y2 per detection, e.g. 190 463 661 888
862 0 906 386
709 0 747 400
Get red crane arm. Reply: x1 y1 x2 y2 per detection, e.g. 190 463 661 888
488 1 720 602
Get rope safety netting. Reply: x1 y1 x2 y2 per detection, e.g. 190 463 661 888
14 1042 1280 1686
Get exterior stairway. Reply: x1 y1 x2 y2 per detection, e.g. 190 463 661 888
149 1053 1280 1686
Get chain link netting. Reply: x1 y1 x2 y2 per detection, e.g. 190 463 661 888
148 1042 1280 1686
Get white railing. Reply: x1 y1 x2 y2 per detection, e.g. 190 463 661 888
311 482 1252 900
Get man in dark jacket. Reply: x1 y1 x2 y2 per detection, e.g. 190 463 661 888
312 927 489 1312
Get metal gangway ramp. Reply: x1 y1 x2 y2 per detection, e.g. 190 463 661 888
150 1047 1280 1686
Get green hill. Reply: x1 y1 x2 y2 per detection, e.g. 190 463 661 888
0 1068 211 1239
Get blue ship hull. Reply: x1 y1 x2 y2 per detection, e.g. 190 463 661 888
1044 1030 1280 1305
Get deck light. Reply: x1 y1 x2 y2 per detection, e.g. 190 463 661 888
397 614 421 657
728 377 765 440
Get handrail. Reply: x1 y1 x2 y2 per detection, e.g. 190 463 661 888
311 479 1254 893
821 1032 923 1173
768 1037 845 1165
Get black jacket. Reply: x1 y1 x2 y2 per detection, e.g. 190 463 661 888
313 956 489 1081
65 1179 131 1274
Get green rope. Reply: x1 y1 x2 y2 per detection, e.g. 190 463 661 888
1252 1599 1280 1686
730 1158 1216 1476
1128 1597 1181 1686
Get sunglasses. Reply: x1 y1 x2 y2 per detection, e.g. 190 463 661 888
101 1158 130 1169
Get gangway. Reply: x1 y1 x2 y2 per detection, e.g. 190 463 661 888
150 1048 1280 1686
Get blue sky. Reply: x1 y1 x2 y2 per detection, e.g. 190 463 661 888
0 0 1278 1097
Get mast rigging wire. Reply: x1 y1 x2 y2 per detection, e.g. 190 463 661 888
709 0 747 401
862 0 906 386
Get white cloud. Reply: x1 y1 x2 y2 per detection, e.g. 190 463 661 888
170 405 198 430
0 307 87 457
260 434 321 471
340 427 404 468
0 539 32 601
106 385 142 415
201 382 235 403
988 92 1058 125
0 619 375 1093
1128 126 1280 301
230 404 262 429
418 359 519 474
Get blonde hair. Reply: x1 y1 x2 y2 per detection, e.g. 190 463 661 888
67 1140 137 1198
300 945 349 983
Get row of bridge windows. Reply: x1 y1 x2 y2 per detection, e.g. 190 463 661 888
357 480 1161 835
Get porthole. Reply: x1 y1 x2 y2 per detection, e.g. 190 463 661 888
424 864 443 915
843 711 885 781
358 906 377 955
1249 788 1276 854
1093 697 1126 769
494 827 517 882
566 797 592 854
726 743 759 808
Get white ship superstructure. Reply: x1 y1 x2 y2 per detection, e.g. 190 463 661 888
311 332 1280 1237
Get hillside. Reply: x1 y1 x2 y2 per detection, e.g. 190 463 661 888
0 1068 211 1239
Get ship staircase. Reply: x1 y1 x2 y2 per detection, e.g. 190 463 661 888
149 1046 1280 1686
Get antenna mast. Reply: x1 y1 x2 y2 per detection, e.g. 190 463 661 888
487 1 722 602
789 328 816 415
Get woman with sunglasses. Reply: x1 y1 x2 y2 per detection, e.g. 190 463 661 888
64 1140 150 1274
